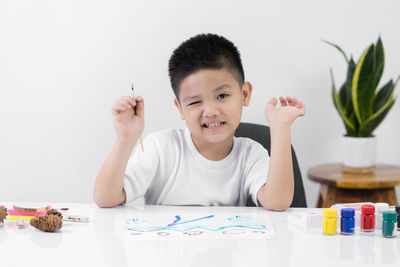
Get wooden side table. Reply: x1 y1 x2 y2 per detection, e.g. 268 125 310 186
308 164 400 208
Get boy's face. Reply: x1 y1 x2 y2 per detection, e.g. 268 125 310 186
174 68 252 148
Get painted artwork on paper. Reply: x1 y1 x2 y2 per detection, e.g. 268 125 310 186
118 213 274 239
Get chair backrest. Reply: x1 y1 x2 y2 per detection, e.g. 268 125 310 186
234 122 307 207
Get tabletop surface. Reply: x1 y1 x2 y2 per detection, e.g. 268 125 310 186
308 163 400 189
0 202 399 267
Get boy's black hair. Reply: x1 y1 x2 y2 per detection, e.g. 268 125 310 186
168 33 245 100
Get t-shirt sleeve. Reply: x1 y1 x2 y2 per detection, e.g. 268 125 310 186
244 142 270 207
123 134 160 204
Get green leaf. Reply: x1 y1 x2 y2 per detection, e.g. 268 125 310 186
339 82 347 111
373 79 393 113
352 44 375 124
330 69 339 111
371 37 385 94
330 69 356 135
336 93 356 136
349 112 359 136
344 57 356 115
323 40 349 64
359 98 395 137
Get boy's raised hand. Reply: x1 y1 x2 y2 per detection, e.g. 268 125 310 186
112 96 144 141
264 96 306 127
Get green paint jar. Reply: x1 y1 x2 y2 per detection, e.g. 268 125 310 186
382 211 397 238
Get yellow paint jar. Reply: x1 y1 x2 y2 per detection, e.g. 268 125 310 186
323 208 337 235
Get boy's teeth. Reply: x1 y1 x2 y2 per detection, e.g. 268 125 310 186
205 122 222 128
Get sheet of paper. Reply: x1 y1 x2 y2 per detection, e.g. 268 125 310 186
116 212 274 239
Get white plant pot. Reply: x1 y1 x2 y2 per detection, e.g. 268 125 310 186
341 136 377 168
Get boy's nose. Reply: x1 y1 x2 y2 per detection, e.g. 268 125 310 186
202 102 220 118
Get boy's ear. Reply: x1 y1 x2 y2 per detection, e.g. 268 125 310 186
242 82 252 106
174 98 185 120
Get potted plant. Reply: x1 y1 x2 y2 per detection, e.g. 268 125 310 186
325 37 398 171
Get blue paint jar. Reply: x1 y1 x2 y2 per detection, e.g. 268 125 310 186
341 208 355 235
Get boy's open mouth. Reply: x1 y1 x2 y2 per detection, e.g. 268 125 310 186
202 122 226 128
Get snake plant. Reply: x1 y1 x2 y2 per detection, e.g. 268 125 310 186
325 37 398 137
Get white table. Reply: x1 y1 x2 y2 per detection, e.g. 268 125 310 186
0 203 399 267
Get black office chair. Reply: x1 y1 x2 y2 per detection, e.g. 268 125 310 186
235 122 307 207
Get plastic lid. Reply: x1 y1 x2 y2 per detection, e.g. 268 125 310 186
323 208 337 217
361 205 375 215
341 208 355 217
375 203 389 213
383 211 397 221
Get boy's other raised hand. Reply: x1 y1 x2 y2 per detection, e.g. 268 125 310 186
264 96 306 128
112 96 144 141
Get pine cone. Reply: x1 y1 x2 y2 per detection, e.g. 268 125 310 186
0 205 7 223
46 209 63 219
30 214 62 232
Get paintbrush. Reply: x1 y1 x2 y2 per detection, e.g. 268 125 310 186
131 84 144 152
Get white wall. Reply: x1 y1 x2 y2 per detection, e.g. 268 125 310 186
1 0 399 206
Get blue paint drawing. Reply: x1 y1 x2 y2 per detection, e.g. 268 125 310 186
128 224 267 233
228 216 251 222
126 218 139 224
167 215 215 227
124 213 272 237
167 215 181 227
126 218 148 225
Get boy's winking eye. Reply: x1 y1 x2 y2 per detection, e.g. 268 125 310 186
188 101 201 106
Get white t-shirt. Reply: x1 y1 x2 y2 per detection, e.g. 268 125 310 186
123 128 270 206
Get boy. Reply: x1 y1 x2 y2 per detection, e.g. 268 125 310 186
94 33 305 210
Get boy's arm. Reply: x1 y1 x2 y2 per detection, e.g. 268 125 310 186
94 96 144 208
257 96 305 211
94 138 137 208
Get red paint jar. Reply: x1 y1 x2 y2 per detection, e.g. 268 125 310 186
361 205 375 232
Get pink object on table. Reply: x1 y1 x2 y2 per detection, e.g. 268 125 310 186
7 206 51 216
